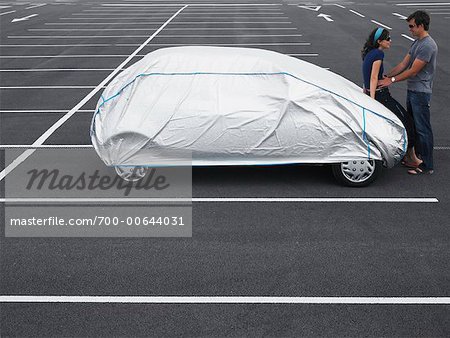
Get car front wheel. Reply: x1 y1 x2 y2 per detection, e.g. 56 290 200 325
332 160 382 187
115 166 148 182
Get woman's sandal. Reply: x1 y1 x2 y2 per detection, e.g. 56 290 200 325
408 165 434 175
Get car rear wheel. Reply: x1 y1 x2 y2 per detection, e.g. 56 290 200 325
332 160 382 187
115 166 148 182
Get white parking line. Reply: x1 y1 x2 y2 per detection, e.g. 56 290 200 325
45 22 293 25
25 3 46 10
71 12 286 15
29 28 297 31
0 5 188 182
9 34 303 38
8 35 161 38
401 34 415 41
1 296 449 304
349 9 365 18
0 145 93 148
117 43 311 46
0 198 440 203
0 69 115 72
0 44 116 47
396 3 450 6
59 17 290 20
97 8 282 11
155 34 304 37
0 10 15 16
0 86 100 89
101 3 284 6
371 20 392 30
0 110 94 113
155 28 297 30
0 55 146 58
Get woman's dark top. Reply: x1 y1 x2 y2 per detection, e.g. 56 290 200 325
362 49 384 90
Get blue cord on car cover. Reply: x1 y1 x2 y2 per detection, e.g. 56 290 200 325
91 72 408 158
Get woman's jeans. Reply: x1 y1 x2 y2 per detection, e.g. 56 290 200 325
406 90 434 170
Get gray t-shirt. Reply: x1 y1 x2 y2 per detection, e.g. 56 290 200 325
407 35 438 93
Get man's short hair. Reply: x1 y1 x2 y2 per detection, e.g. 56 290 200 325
407 10 430 31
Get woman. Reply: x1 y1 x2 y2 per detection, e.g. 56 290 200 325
362 27 421 168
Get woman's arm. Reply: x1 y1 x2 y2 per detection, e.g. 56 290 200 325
370 60 382 99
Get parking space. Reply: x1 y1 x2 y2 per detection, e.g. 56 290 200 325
1 0 449 336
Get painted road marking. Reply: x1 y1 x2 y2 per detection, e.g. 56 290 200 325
59 17 290 20
0 86 101 89
0 55 147 58
9 34 303 38
45 21 293 25
101 3 284 6
396 3 450 6
116 43 311 46
317 14 333 22
25 4 47 10
0 110 94 112
0 10 15 16
393 12 407 19
401 34 415 41
1 296 448 304
371 20 392 30
0 69 115 72
11 14 38 23
298 5 321 11
349 9 365 18
29 28 297 31
0 5 188 182
71 12 286 16
0 51 315 59
0 198 440 203
0 44 117 47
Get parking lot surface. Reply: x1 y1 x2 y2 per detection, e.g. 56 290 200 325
1 0 449 336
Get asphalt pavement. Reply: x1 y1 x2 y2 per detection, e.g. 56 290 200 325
1 0 449 336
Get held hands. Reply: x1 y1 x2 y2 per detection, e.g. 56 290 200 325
378 75 394 88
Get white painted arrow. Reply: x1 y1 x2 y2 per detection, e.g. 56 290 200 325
298 5 321 11
393 12 407 19
11 13 38 23
317 13 333 22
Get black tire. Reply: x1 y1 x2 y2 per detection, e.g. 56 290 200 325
332 160 382 187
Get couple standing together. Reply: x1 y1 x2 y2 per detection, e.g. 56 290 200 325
362 10 438 175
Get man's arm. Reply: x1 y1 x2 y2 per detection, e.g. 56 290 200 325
386 54 411 77
378 56 426 87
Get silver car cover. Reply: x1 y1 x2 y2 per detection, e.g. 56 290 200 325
91 46 406 168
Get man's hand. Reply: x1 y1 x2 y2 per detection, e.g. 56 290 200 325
378 76 393 88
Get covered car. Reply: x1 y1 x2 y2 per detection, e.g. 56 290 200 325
91 46 406 186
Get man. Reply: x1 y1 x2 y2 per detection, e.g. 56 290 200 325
379 10 438 175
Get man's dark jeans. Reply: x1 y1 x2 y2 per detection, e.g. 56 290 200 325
407 90 434 170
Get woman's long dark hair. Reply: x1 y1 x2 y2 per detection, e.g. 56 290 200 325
361 28 389 60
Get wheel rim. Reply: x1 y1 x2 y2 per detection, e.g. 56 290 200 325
115 166 147 182
341 160 375 183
